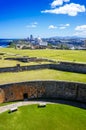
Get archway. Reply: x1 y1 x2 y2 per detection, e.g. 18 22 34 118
23 93 28 101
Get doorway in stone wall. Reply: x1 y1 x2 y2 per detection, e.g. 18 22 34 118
23 93 28 101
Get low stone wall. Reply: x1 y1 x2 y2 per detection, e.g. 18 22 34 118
0 61 86 74
0 81 86 103
50 62 86 74
0 64 50 73
5 57 55 63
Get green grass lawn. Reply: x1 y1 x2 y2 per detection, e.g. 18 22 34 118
0 69 86 84
0 48 86 84
0 104 86 130
0 102 17 107
0 59 50 67
0 48 86 63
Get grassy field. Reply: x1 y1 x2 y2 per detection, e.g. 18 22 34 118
0 48 86 84
0 48 86 64
0 49 86 130
0 102 17 107
0 104 86 130
0 69 86 84
0 59 50 67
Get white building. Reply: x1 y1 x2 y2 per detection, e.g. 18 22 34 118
37 37 48 46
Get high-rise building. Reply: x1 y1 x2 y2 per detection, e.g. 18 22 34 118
30 35 33 41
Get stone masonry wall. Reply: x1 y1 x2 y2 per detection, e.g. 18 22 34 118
0 64 50 73
0 61 86 74
0 81 86 103
50 62 86 74
0 88 5 103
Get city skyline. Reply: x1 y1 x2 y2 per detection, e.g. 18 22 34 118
0 0 86 38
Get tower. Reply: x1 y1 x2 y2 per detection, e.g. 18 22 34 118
30 35 33 41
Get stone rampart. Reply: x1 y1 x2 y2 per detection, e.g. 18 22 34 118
0 61 86 74
50 62 86 74
0 81 86 103
0 64 50 73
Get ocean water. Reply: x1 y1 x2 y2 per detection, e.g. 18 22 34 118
0 40 12 47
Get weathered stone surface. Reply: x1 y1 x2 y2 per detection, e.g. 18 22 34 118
0 88 5 103
77 84 86 101
0 61 86 73
0 81 86 103
0 64 50 73
50 62 86 74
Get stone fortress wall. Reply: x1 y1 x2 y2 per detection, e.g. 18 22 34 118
50 62 86 74
0 61 86 103
0 81 86 103
0 61 86 73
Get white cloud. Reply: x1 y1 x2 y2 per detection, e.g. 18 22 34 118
48 25 57 29
75 25 86 31
74 31 86 36
59 23 70 29
51 0 70 8
48 23 70 30
32 22 38 25
60 23 70 27
74 25 86 36
65 23 70 27
59 26 66 29
41 3 86 16
26 22 38 28
31 25 37 28
26 25 37 28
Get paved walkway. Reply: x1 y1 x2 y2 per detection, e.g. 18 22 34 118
0 101 53 114
0 100 86 114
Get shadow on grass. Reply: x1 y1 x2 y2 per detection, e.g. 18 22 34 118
28 98 86 109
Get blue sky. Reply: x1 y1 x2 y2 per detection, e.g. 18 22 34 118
0 0 86 38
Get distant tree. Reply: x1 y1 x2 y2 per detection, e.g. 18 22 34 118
84 40 86 48
8 42 16 48
47 43 52 48
58 44 69 50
